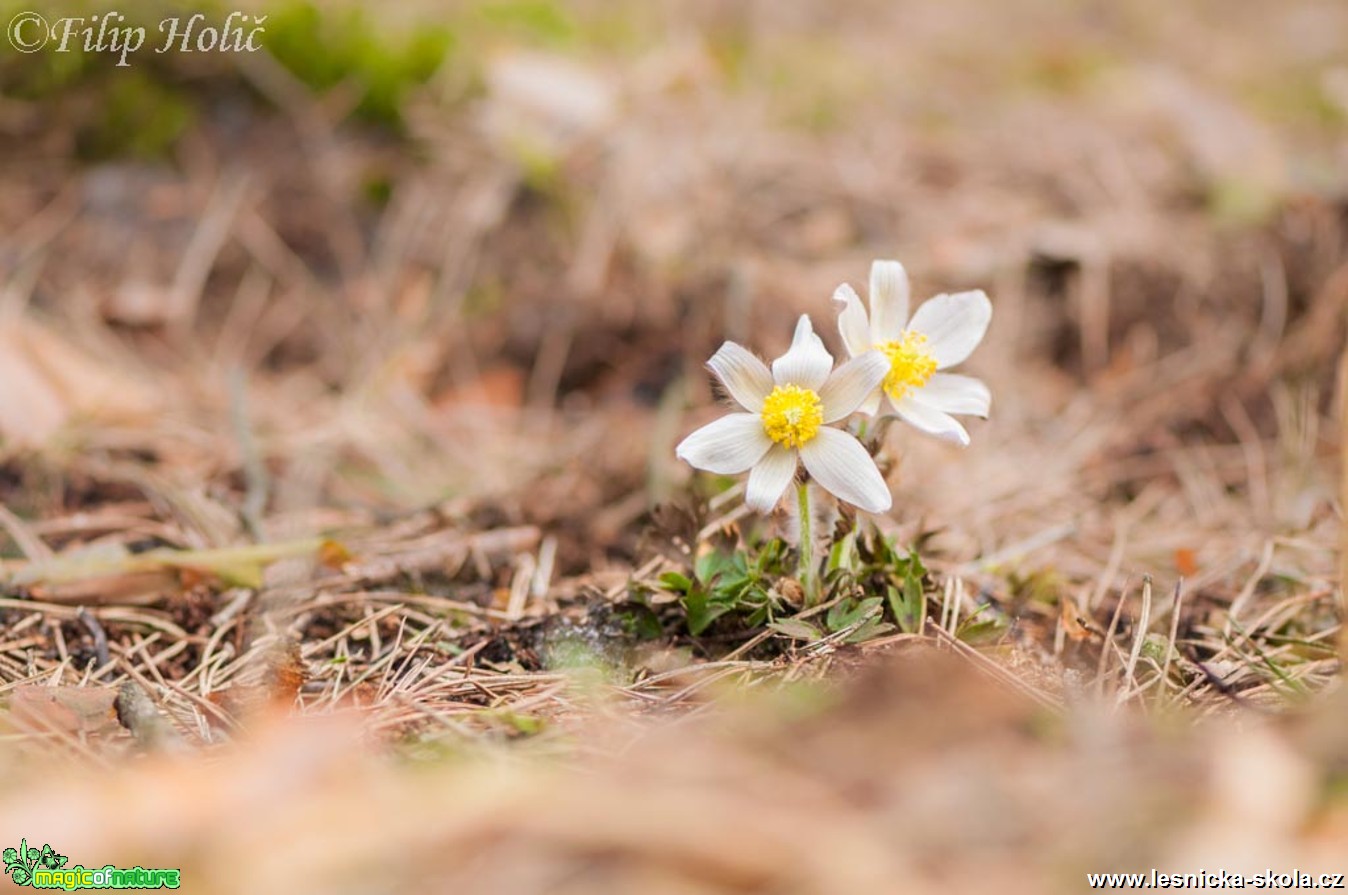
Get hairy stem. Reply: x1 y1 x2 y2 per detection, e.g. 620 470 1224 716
796 481 818 605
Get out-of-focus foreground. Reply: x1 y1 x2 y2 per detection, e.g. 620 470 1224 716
0 1 1345 892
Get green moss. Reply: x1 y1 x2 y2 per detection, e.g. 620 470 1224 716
0 0 663 159
0 1 204 157
262 1 455 128
78 70 193 159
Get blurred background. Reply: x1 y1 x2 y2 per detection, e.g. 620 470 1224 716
0 0 1345 892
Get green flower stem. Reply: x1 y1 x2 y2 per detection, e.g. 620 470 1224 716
796 481 818 605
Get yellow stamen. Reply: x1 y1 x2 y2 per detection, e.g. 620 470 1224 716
760 384 823 448
880 331 937 401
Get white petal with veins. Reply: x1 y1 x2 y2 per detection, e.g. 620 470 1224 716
818 351 889 423
707 341 773 412
868 260 910 343
675 413 772 474
894 396 970 446
906 290 992 369
913 373 991 418
832 284 872 358
799 427 892 513
745 444 798 512
771 315 833 390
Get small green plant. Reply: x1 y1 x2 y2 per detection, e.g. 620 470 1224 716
832 531 929 635
658 539 792 636
655 526 940 646
822 595 890 643
953 604 1006 645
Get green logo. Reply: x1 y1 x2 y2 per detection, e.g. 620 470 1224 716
3 840 66 885
3 840 180 890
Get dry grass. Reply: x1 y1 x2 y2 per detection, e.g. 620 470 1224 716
0 0 1345 891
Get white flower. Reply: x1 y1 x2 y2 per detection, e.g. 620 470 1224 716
676 316 893 514
833 259 992 446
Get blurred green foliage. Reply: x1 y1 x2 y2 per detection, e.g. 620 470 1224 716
261 1 454 127
0 0 603 159
82 69 194 158
474 0 576 47
0 1 204 157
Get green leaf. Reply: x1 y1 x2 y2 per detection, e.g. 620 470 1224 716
886 584 906 629
658 571 692 594
844 620 895 644
753 538 787 572
827 596 882 631
826 528 856 573
683 589 732 636
904 547 928 579
955 609 1004 644
888 570 928 633
694 550 730 584
769 618 823 641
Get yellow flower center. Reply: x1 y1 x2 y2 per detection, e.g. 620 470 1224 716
880 331 937 401
760 384 823 448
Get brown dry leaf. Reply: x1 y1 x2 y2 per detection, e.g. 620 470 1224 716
14 539 328 601
207 640 307 726
31 570 180 606
265 642 308 707
0 317 160 446
7 685 121 737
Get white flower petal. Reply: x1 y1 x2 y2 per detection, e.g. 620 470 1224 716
859 390 884 417
675 413 772 474
818 351 889 422
771 315 833 390
706 341 773 412
799 427 892 513
832 283 871 358
745 444 797 512
894 395 970 446
912 373 991 418
906 290 992 369
869 260 910 343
